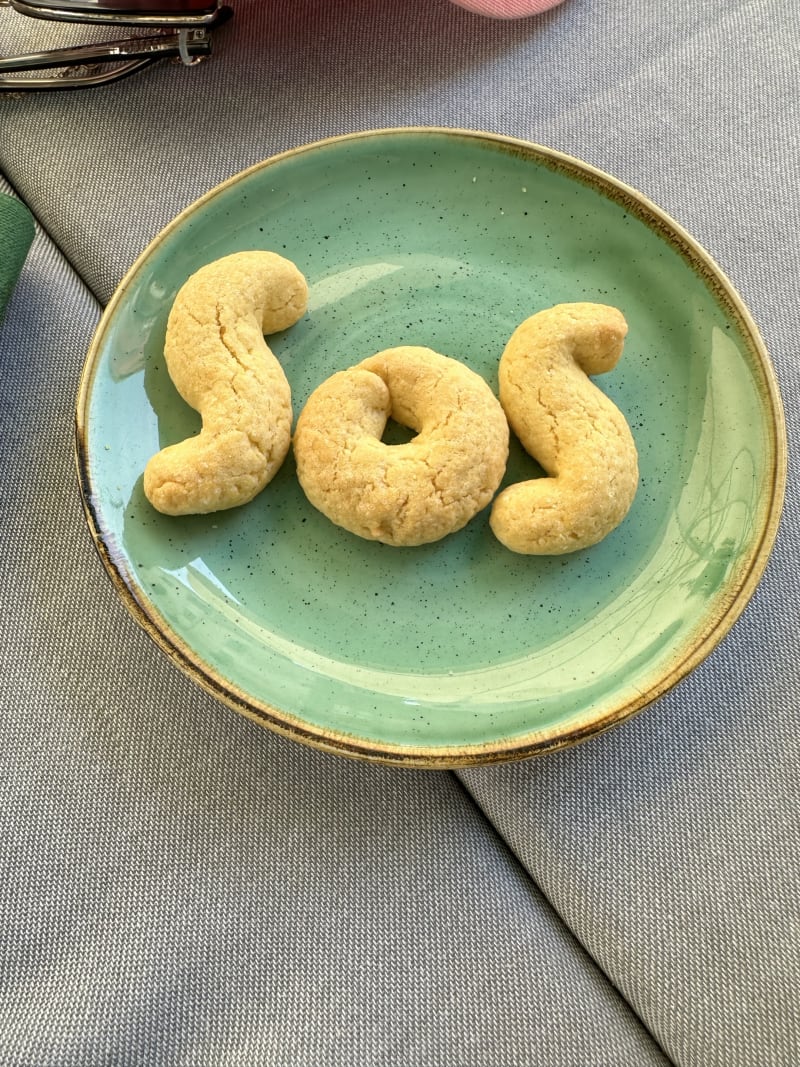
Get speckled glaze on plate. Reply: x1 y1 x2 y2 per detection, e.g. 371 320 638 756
75 128 786 768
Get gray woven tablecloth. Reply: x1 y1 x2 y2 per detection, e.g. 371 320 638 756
1 1 798 1064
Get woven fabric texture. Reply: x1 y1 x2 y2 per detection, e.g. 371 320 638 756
2 0 799 1063
0 219 666 1067
0 182 667 1067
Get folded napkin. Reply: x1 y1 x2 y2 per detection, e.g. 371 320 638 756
450 0 565 16
0 194 35 325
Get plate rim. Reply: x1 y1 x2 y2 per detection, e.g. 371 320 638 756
74 126 788 768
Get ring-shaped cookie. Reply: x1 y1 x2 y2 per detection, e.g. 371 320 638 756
294 346 509 546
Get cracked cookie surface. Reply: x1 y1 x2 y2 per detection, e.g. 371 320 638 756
490 302 639 554
143 250 307 515
294 346 509 546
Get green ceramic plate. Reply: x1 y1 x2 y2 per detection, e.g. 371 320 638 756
75 128 786 768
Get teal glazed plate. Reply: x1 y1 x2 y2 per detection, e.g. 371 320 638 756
75 128 786 768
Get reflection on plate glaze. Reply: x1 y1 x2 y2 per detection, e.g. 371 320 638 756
308 262 404 311
107 277 176 382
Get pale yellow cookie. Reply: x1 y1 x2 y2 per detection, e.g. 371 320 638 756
490 303 638 554
143 250 308 516
294 346 509 546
